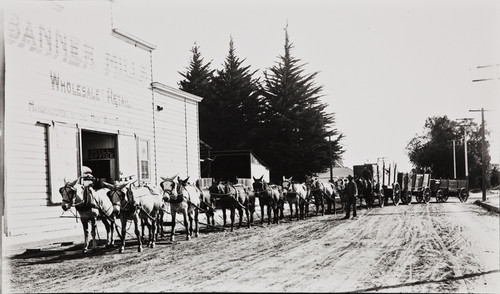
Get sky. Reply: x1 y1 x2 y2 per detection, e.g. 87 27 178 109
112 0 500 172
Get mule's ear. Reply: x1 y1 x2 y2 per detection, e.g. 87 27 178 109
68 178 78 187
160 177 166 181
290 176 293 181
253 176 257 181
185 176 190 183
102 181 114 189
259 175 264 181
283 176 286 181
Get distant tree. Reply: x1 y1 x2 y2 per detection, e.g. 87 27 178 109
490 165 499 188
208 37 263 150
178 43 214 146
406 116 491 188
259 27 344 183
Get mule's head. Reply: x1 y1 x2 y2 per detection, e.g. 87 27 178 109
281 176 293 194
59 178 78 211
252 176 265 192
208 179 224 197
103 181 128 215
160 176 179 202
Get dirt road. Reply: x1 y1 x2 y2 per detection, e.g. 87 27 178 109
3 197 499 293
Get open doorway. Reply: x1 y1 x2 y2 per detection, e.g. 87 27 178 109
81 130 118 183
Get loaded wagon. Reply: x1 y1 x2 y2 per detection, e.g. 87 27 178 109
430 179 469 203
398 172 412 205
353 162 401 207
407 173 432 203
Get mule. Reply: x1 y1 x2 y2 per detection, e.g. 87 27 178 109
160 176 200 241
281 176 300 221
223 181 251 231
59 178 115 253
355 177 374 209
253 176 284 224
305 176 336 215
198 184 215 227
333 178 348 211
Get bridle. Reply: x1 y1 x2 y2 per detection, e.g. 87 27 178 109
60 184 77 207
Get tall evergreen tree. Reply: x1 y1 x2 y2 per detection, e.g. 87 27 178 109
209 37 263 150
259 27 344 183
178 43 214 147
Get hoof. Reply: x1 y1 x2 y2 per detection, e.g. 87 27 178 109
186 235 191 241
195 233 199 238
119 247 124 253
82 248 88 253
138 247 143 252
150 243 155 248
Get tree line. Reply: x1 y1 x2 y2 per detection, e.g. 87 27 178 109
406 116 498 189
178 28 344 183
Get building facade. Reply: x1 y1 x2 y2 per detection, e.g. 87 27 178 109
1 1 202 238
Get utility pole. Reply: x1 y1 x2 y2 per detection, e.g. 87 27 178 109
329 135 333 182
453 140 456 179
469 108 489 201
456 118 473 186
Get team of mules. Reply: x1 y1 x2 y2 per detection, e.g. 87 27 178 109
60 174 356 253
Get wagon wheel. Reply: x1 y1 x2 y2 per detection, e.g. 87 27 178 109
405 190 412 205
392 183 401 206
423 187 431 203
458 188 469 203
442 191 449 203
416 191 423 203
436 190 443 202
379 188 385 208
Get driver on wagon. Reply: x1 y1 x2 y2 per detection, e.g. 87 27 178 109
80 166 95 187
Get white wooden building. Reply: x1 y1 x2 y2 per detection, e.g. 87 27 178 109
1 2 202 238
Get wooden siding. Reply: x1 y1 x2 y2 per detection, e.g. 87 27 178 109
3 3 155 237
154 91 201 184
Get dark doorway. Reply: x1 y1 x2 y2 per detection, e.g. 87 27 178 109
81 130 118 183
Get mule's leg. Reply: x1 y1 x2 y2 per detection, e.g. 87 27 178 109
170 211 177 242
151 217 157 248
332 196 336 215
289 201 293 221
261 203 266 225
90 218 97 250
222 207 227 227
230 207 235 232
183 211 190 241
295 202 299 220
237 206 243 228
119 217 127 253
194 209 199 237
134 214 143 253
81 220 90 253
188 211 194 237
267 205 272 225
102 218 113 248
245 206 250 228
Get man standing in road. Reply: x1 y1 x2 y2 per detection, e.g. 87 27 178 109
343 175 358 220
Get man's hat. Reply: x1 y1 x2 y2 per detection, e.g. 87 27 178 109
81 166 94 179
347 175 353 180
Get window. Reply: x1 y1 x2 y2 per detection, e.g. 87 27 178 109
139 139 150 180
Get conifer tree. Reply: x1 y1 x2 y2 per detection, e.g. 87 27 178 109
178 43 214 146
207 37 262 150
259 27 344 182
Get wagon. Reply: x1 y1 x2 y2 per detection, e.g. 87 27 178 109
398 172 412 205
353 162 401 207
408 173 432 203
431 179 469 203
